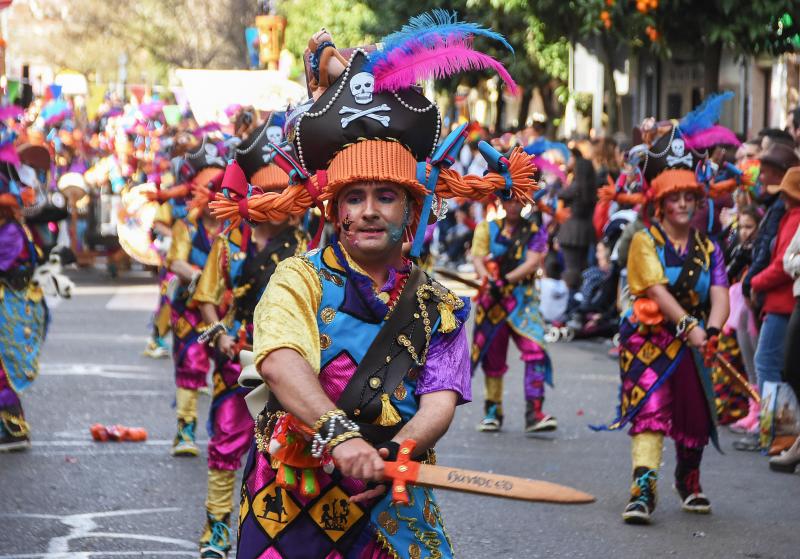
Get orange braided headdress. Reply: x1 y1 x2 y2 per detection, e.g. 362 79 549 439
210 139 537 232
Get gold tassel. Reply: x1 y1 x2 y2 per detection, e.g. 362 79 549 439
437 302 457 333
377 393 402 426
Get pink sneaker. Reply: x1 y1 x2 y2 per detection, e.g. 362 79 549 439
729 394 760 434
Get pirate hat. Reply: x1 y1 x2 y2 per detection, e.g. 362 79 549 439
211 11 538 243
235 113 291 191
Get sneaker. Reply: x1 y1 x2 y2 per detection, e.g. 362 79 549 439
172 419 199 457
622 467 657 525
525 400 557 433
200 513 231 559
143 339 170 359
477 403 502 432
0 432 31 452
732 433 760 452
675 469 711 514
0 408 31 452
525 414 558 433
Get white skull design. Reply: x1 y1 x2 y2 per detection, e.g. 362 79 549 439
350 72 375 105
670 138 685 158
266 125 283 145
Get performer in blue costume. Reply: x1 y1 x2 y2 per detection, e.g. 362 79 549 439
193 116 307 559
471 197 555 434
592 121 730 525
0 122 48 452
210 20 538 559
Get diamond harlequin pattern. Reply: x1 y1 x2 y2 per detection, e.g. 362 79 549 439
635 341 662 366
251 482 302 539
487 304 506 325
309 485 364 542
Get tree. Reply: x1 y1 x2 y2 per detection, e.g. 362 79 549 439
651 1 799 95
277 0 377 79
10 0 259 83
358 0 569 133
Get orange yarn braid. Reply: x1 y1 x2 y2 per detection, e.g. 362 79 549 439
209 146 537 228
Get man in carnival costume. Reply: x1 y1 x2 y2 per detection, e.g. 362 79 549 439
0 109 49 451
193 114 307 559
143 132 200 359
164 137 228 457
592 113 730 525
210 15 538 559
471 195 556 434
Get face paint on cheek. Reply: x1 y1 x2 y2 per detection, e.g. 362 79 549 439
342 214 353 232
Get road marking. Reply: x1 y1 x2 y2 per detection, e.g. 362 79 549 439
0 508 196 558
39 363 158 380
47 333 151 344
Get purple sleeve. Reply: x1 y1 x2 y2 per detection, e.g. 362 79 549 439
710 240 729 287
0 221 24 272
527 226 548 253
416 325 472 405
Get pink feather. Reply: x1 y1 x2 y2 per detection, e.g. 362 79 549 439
0 106 22 120
683 125 741 150
371 39 518 95
532 156 566 182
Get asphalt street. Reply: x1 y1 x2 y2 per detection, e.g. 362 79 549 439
1 269 799 559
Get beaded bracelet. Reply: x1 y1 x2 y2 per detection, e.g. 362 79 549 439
326 431 363 453
314 408 346 432
676 314 699 339
310 40 335 82
311 412 360 458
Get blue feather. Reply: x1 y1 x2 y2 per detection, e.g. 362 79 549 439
679 91 734 136
378 9 514 55
524 138 571 161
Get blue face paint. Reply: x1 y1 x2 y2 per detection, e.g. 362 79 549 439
387 199 411 244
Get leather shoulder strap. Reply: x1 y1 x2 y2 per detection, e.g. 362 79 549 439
336 265 441 439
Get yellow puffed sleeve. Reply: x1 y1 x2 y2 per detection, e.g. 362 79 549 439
471 220 491 258
166 219 191 266
627 230 668 296
193 237 226 306
154 202 173 226
253 256 323 373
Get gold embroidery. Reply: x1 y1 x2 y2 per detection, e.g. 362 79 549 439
320 307 336 324
393 383 408 400
378 511 399 535
408 544 421 559
320 334 332 350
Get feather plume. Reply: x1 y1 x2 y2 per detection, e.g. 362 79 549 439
379 9 514 54
531 156 566 182
0 106 23 120
524 138 571 162
679 91 734 136
370 38 518 95
683 125 741 150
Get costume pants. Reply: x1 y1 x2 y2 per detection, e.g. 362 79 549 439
754 313 789 392
628 353 710 450
736 306 758 382
207 358 253 471
481 322 547 402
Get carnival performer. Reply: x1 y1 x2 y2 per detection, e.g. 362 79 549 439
593 121 730 525
164 138 227 457
0 118 48 452
144 133 198 359
471 197 555 434
193 116 307 559
209 19 537 559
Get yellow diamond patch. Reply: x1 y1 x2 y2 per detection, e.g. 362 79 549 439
636 341 662 366
251 483 301 539
487 304 506 325
665 338 682 360
309 485 364 542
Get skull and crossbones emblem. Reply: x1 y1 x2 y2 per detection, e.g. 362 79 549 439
339 72 391 128
666 138 692 167
262 125 284 163
204 143 226 167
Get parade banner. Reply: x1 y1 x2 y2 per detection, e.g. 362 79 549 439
175 69 305 125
